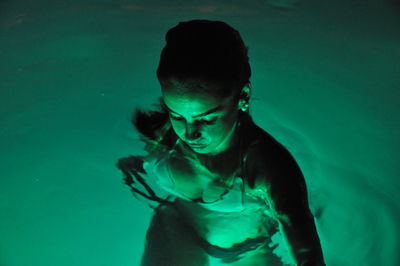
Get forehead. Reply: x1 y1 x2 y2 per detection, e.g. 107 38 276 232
162 89 231 116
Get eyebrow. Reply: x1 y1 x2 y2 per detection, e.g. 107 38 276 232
165 105 224 118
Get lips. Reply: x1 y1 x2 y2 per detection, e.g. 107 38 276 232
187 142 207 149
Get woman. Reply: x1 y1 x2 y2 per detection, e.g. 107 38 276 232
117 20 326 266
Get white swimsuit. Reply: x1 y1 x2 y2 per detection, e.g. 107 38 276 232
143 148 273 215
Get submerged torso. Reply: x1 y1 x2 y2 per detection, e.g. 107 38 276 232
144 117 281 248
171 184 279 248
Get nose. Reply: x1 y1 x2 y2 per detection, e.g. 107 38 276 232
185 122 201 141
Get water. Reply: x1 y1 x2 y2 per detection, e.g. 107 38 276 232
0 0 399 265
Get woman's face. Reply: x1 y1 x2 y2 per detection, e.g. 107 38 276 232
162 87 240 155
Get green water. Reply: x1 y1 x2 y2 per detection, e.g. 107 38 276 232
0 0 399 265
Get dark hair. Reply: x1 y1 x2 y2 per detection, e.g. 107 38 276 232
157 19 251 98
133 20 251 154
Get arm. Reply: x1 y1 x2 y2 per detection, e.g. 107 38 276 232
245 141 325 266
270 184 325 266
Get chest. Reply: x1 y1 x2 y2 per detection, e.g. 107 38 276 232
167 151 241 203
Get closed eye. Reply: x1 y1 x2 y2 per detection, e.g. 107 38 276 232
200 118 218 125
170 115 184 121
170 115 218 125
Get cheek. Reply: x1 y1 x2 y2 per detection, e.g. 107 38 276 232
170 120 185 137
211 115 238 140
207 122 232 140
220 111 238 130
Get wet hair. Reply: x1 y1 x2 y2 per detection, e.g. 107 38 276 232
157 19 251 99
133 20 252 154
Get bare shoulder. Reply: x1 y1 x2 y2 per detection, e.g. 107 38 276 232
242 123 308 203
241 123 311 222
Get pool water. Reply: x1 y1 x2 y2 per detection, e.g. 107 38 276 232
0 1 399 265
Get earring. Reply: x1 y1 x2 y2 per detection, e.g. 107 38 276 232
239 100 249 112
238 85 251 112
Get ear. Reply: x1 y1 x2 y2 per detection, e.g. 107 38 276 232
241 85 251 99
239 84 251 102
